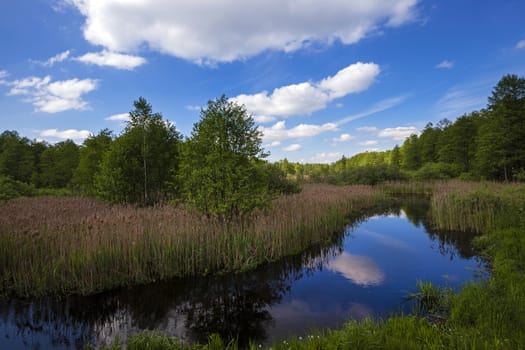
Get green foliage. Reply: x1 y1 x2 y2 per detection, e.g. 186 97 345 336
36 140 79 188
72 129 113 195
411 162 461 180
263 161 302 195
95 97 181 204
337 164 406 185
0 175 35 200
0 130 36 184
179 95 270 221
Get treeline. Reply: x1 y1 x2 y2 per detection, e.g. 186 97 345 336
274 74 525 184
0 96 300 220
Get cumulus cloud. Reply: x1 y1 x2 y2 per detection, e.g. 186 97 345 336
436 60 454 69
105 113 129 121
253 115 277 124
65 0 418 64
75 50 146 70
260 121 338 142
5 75 97 113
233 62 380 118
378 126 418 140
516 40 525 49
333 133 354 142
40 128 92 142
283 144 302 152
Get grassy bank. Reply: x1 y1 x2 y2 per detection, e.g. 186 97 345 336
0 184 393 298
99 180 525 349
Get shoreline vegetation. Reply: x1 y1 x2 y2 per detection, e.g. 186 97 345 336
94 180 524 350
0 183 392 298
2 180 525 348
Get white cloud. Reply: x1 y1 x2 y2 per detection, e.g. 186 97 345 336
378 126 418 141
5 75 98 113
185 105 202 112
356 126 378 132
35 50 71 67
333 133 354 142
266 141 281 148
516 40 525 49
234 62 380 118
335 95 409 126
436 60 454 69
261 120 338 142
40 128 92 142
65 0 418 64
254 115 277 124
0 70 8 84
359 140 379 146
436 87 486 119
283 144 302 152
310 152 342 163
75 50 146 70
105 113 129 121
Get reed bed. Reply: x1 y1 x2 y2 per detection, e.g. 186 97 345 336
0 184 392 298
428 181 525 233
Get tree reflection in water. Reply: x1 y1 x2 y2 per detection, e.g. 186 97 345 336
0 236 342 349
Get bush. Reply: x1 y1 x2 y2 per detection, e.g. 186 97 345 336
412 162 461 180
0 175 35 200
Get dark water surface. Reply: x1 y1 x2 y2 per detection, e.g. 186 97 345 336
0 201 484 349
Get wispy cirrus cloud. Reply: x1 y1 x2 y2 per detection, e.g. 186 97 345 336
435 60 454 69
335 95 409 126
435 86 487 119
516 40 525 49
32 50 71 67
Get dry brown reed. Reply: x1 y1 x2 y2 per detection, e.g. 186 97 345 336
0 184 391 297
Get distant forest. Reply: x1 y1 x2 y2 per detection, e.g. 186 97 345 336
1 74 524 202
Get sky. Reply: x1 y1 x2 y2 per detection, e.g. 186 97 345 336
1 0 524 163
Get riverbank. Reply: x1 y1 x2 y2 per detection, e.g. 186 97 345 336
97 180 525 349
0 184 394 298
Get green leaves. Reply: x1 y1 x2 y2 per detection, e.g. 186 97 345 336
95 97 181 205
180 96 269 221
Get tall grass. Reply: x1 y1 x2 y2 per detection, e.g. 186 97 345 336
0 184 393 298
99 180 525 350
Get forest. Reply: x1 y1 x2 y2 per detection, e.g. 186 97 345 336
1 74 524 212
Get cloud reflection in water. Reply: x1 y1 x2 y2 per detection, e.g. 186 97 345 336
328 252 385 287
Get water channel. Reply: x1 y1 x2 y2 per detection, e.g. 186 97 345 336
0 200 485 349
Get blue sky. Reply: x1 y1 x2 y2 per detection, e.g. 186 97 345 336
1 0 524 163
